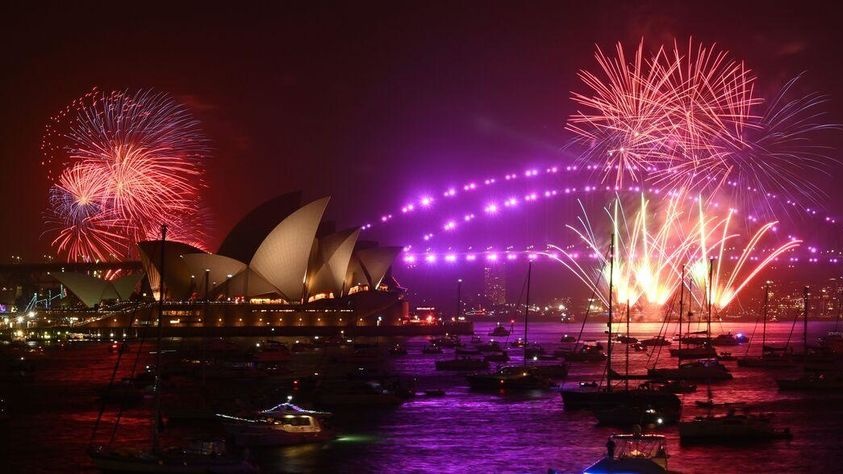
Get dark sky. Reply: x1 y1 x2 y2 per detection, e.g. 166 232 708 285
2 1 843 303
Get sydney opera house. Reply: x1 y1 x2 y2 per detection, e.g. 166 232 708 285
43 192 409 335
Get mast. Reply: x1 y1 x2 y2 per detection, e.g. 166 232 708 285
762 281 770 351
607 233 614 392
707 257 714 341
678 265 685 369
803 286 809 356
625 299 630 391
523 262 531 369
152 224 167 453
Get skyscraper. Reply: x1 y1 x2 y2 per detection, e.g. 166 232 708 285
483 265 506 305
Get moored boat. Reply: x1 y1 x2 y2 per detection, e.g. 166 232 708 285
679 410 791 443
579 433 669 474
217 401 334 447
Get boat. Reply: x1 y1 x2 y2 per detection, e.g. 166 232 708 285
422 388 445 397
434 356 489 371
89 225 255 473
648 359 733 381
562 236 681 418
466 365 553 391
455 347 481 355
252 339 290 363
775 287 843 390
776 372 843 391
429 335 462 348
555 343 606 362
639 336 671 347
489 323 511 337
736 288 794 369
649 267 732 381
615 334 638 344
560 334 577 343
561 235 681 417
421 344 443 354
475 341 504 352
669 344 716 359
580 432 669 474
217 400 334 447
679 410 792 443
483 351 509 363
736 349 795 369
711 332 748 346
638 380 696 394
716 352 735 361
528 362 569 379
388 344 407 356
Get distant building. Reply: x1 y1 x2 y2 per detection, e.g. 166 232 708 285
483 265 506 305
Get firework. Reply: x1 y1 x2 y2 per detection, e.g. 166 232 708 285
568 39 835 203
546 192 801 317
42 88 209 261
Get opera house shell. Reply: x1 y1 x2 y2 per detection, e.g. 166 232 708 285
55 192 407 332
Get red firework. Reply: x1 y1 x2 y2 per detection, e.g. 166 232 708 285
42 88 210 261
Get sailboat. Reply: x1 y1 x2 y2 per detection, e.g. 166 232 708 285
467 262 561 391
648 259 732 381
561 232 681 416
738 281 795 369
777 287 843 390
669 267 714 360
679 408 792 443
88 225 256 473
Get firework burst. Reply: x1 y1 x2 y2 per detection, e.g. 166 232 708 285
568 39 836 205
547 192 801 318
42 88 210 261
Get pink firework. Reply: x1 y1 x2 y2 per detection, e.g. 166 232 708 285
568 39 834 202
43 88 210 261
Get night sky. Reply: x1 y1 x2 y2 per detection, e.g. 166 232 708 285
3 1 843 305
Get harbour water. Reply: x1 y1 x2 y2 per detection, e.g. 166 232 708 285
2 321 842 473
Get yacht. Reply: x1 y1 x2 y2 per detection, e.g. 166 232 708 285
217 401 334 447
648 359 732 381
669 343 716 359
580 433 669 474
489 324 511 337
475 340 504 352
421 344 443 354
639 336 671 347
679 410 792 443
711 332 749 346
466 366 553 391
737 347 795 369
555 343 606 362
776 372 843 391
388 344 407 356
638 380 697 394
561 386 681 414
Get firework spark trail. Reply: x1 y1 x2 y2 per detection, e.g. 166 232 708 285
42 88 209 262
568 38 836 204
548 193 801 317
